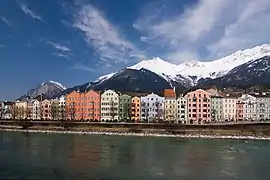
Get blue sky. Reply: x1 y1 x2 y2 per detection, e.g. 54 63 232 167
0 0 270 100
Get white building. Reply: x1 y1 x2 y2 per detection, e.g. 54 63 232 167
253 93 270 120
176 96 188 124
240 94 257 121
222 96 237 121
58 95 66 120
140 93 164 122
101 90 119 121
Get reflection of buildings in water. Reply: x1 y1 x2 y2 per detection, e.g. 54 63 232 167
69 136 102 169
172 142 220 177
218 146 246 177
99 137 138 168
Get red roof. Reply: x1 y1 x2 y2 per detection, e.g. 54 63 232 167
164 89 176 98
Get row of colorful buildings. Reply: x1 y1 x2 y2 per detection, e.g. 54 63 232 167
1 88 270 124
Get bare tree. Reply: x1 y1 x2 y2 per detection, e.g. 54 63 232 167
127 103 132 122
59 104 65 121
11 106 16 120
141 102 149 123
110 100 117 121
69 102 75 121
90 101 94 121
156 102 163 122
0 103 4 120
40 104 43 120
51 103 59 121
16 107 26 120
123 102 129 122
26 107 32 120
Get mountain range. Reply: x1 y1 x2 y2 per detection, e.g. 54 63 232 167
18 44 270 100
18 81 66 101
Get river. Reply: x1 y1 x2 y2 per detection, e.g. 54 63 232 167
0 131 270 180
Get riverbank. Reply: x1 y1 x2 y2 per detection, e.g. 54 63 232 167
1 126 270 141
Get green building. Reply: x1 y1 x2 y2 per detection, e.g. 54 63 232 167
118 94 132 121
210 96 223 122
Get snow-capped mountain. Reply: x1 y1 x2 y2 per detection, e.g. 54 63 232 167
178 44 270 81
18 44 270 100
96 44 270 86
18 81 66 101
198 56 270 88
59 68 188 97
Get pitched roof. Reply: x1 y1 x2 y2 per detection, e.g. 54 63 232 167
164 89 176 98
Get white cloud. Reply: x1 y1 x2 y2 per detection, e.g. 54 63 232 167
0 16 12 26
53 52 70 59
73 4 146 66
134 0 270 62
70 62 98 72
47 41 71 52
18 1 42 21
208 0 270 57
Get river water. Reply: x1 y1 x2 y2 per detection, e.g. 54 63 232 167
0 132 270 180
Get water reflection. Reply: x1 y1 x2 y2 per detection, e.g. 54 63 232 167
0 132 270 179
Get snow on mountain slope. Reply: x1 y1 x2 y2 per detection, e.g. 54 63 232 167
18 81 66 101
127 57 182 84
94 72 116 83
178 44 270 80
95 44 270 86
47 80 67 90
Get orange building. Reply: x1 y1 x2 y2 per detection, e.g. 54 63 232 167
66 91 81 120
65 90 101 121
131 96 141 122
185 89 211 124
84 90 101 121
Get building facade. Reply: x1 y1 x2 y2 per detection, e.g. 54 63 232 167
84 90 101 121
65 91 81 120
236 98 244 121
222 96 237 121
240 94 257 121
41 99 51 120
176 96 188 124
210 96 223 122
164 89 177 123
131 96 141 122
51 99 60 120
118 94 132 121
254 93 270 120
15 101 28 119
140 93 164 122
1 101 14 119
101 90 119 121
58 95 66 120
185 89 211 124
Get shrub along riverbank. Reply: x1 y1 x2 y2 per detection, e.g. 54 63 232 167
1 120 270 137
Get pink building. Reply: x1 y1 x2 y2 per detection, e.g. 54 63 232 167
236 98 244 121
185 89 211 124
